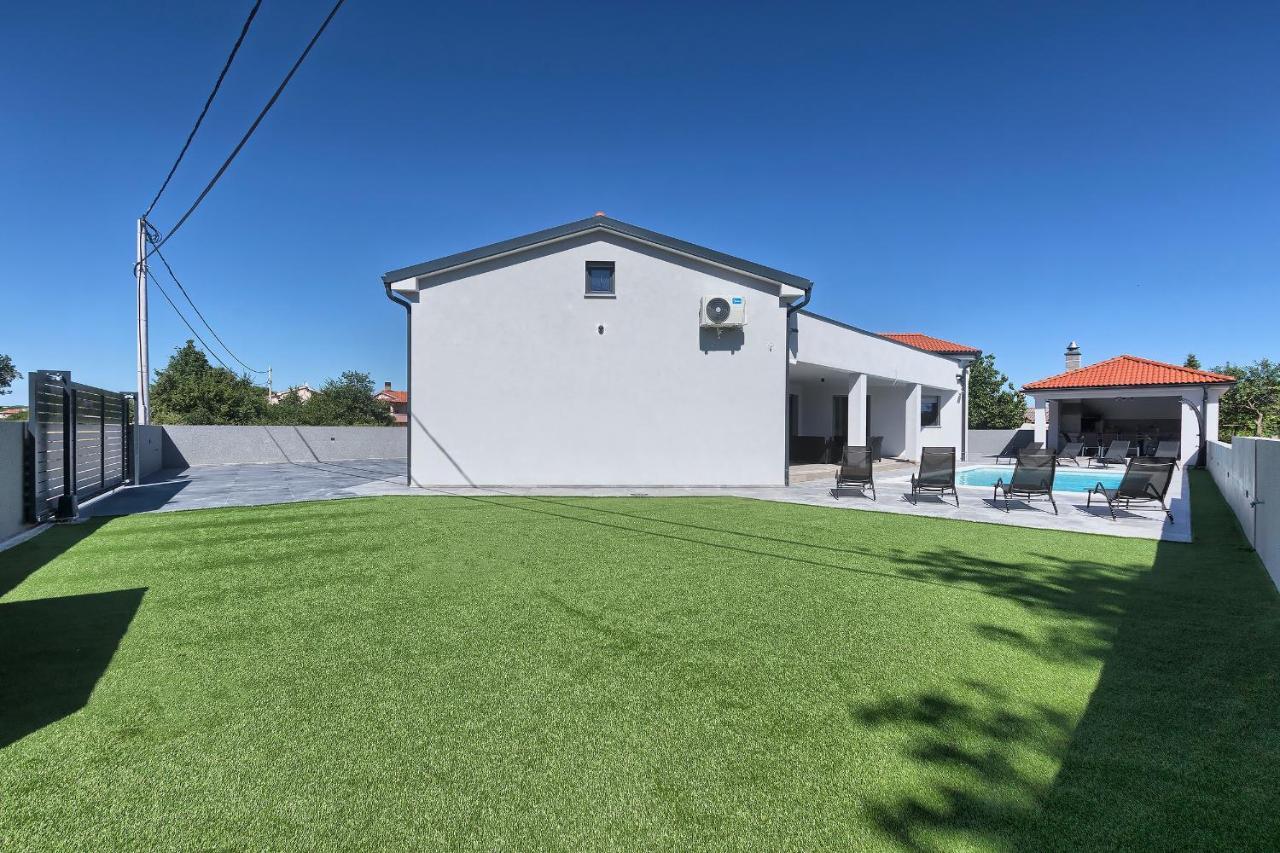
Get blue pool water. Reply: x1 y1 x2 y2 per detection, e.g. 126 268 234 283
957 465 1124 492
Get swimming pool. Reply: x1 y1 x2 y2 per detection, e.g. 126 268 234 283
956 465 1124 492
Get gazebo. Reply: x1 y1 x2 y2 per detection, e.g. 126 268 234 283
1022 345 1235 466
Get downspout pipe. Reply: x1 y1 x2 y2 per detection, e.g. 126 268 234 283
384 281 413 487
782 290 811 486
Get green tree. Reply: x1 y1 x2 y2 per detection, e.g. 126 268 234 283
301 371 394 426
264 389 309 425
150 341 268 425
1184 353 1201 369
967 353 1028 429
1214 359 1280 438
0 354 19 395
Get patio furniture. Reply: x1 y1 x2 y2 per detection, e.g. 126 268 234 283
1087 459 1176 523
833 445 875 501
789 436 828 463
1080 432 1101 456
995 438 1041 465
910 447 958 506
1089 440 1132 467
1152 440 1181 465
992 451 1058 514
1055 441 1084 466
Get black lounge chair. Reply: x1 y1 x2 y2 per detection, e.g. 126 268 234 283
1089 440 1132 468
1087 459 1176 523
911 447 958 506
995 439 1042 465
1152 440 1181 465
1056 441 1084 466
993 452 1058 514
833 446 875 500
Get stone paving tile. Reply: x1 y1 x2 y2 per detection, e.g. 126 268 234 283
80 458 1189 542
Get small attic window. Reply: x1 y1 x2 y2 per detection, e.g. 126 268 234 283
585 261 615 297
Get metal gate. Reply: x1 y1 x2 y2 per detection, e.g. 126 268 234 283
26 370 133 521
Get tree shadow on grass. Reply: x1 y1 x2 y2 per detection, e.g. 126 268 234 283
850 471 1280 851
0 521 145 750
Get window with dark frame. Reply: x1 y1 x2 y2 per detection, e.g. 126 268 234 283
921 394 942 427
585 261 615 296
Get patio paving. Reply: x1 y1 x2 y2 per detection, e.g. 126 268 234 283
80 457 1190 541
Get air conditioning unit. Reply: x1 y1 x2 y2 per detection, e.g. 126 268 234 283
700 295 746 330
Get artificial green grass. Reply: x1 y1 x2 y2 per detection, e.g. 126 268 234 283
1 471 1276 850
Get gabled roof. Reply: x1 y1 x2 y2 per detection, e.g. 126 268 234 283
381 215 813 291
879 333 981 355
375 389 407 403
1023 355 1236 391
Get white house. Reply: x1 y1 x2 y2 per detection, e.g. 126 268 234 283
1023 345 1234 466
382 215 979 487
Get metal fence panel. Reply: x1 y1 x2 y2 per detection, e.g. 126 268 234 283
27 370 132 521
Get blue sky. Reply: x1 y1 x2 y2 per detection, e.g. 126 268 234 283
2 1 1277 403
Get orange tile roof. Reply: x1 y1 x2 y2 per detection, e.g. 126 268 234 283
375 389 407 403
1023 355 1235 391
880 333 981 354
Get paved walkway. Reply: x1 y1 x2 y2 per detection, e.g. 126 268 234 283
82 458 1191 542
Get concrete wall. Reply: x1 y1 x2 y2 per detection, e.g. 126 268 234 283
160 426 406 468
1208 438 1280 588
405 233 791 486
135 424 164 479
0 421 27 542
967 427 1036 461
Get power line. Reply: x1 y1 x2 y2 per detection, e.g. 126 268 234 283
145 269 235 373
148 0 347 256
142 0 263 219
151 245 267 374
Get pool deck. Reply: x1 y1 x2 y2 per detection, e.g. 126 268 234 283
78 458 1191 542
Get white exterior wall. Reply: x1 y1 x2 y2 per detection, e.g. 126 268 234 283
788 313 963 461
406 234 790 486
791 313 959 389
1208 438 1280 589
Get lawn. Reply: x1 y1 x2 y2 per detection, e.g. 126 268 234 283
1 471 1277 850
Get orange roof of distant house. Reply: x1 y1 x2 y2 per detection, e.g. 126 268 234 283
1023 355 1236 391
880 333 981 355
375 389 407 403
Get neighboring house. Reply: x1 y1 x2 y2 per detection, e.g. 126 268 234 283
382 214 979 487
0 406 26 419
1023 344 1235 465
374 382 408 425
268 384 314 405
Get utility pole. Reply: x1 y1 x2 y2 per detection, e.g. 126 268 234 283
135 217 151 424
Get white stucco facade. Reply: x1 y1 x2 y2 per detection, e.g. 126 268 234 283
788 312 964 462
384 217 972 487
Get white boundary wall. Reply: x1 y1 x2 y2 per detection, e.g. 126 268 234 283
0 422 27 542
1207 438 1280 588
159 426 406 469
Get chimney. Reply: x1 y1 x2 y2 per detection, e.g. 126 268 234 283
384 381 392 390
594 210 606 217
1065 341 1081 371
